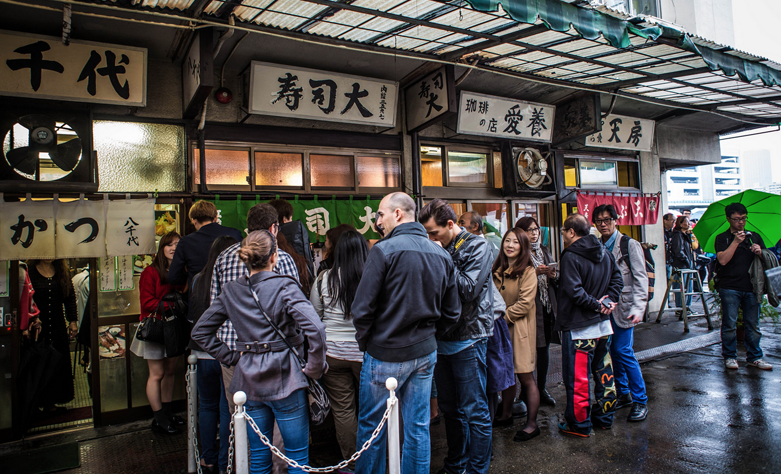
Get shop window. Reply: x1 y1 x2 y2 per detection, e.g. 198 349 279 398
195 148 250 190
357 155 400 188
448 150 488 185
617 161 640 188
255 152 303 188
471 202 509 236
311 154 354 188
580 161 617 186
94 121 185 193
564 158 579 187
421 146 443 187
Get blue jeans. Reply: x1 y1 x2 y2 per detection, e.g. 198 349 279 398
719 289 763 362
355 350 437 474
609 318 648 404
245 389 309 474
435 340 491 474
197 359 231 470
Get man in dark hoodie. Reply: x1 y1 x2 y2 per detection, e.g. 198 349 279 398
352 192 461 474
556 214 623 437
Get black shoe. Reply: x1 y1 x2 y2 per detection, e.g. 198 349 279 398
627 403 648 422
151 419 180 435
540 389 556 407
512 400 528 418
513 426 541 442
615 393 633 410
169 414 186 426
493 417 514 427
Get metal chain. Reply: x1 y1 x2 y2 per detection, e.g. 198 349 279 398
185 368 204 474
227 409 236 474
241 397 397 473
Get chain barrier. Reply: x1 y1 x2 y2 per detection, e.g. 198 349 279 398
240 396 396 473
227 409 236 474
185 360 204 474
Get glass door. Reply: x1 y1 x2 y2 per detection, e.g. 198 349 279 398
513 201 559 257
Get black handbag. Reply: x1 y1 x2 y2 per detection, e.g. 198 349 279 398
248 283 330 425
136 301 165 344
161 292 190 358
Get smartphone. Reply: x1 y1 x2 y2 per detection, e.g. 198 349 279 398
601 297 615 308
547 262 558 270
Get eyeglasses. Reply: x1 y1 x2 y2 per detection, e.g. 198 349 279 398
526 227 540 234
728 217 747 223
594 218 614 225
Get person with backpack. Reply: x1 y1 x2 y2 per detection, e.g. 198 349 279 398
269 199 315 283
593 205 649 422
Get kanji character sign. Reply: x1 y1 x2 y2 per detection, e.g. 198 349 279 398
56 199 107 258
105 198 155 256
0 201 55 260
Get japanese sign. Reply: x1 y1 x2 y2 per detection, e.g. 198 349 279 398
1 200 56 260
551 94 601 146
247 61 398 127
585 114 655 152
0 30 146 107
576 191 660 225
100 257 117 292
118 256 134 290
457 92 555 143
105 198 155 257
55 199 106 259
182 29 214 119
405 65 456 133
208 195 383 242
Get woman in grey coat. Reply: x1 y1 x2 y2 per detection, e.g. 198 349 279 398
192 230 327 474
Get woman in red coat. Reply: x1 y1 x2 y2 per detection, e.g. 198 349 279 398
130 232 184 434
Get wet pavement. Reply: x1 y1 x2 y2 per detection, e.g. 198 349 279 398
2 318 779 474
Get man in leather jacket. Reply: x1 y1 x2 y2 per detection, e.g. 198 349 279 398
421 199 494 474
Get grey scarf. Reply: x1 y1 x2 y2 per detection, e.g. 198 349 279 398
530 241 551 312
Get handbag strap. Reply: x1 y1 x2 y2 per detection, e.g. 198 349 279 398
248 281 306 368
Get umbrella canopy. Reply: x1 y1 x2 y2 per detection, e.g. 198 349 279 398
692 190 781 254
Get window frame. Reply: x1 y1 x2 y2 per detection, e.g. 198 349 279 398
561 152 641 192
420 142 498 189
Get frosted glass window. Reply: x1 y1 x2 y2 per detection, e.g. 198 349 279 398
311 154 354 188
94 121 185 193
448 151 488 185
357 156 400 188
255 152 303 187
194 148 250 189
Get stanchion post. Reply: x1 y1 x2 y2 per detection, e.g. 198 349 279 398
386 377 400 474
233 391 249 474
187 354 198 474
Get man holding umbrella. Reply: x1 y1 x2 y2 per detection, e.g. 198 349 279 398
714 202 772 371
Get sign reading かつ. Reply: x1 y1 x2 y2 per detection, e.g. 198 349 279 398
0 200 56 260
457 92 555 143
247 61 398 127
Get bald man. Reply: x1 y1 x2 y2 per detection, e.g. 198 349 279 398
353 192 462 474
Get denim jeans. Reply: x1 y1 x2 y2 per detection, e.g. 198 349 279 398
245 389 309 474
561 331 616 434
435 340 492 474
355 350 437 474
197 359 231 470
719 289 763 362
609 317 648 404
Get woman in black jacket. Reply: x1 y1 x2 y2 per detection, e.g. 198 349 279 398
670 216 695 311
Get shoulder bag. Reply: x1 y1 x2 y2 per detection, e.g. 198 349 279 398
248 283 330 425
136 300 166 344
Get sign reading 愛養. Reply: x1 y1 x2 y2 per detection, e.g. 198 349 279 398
457 92 555 143
247 61 398 127
0 30 146 106
584 114 655 152
405 65 456 133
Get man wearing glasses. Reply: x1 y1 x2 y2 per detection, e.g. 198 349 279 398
714 202 772 371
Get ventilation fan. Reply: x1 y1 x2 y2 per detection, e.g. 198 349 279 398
4 114 82 177
514 147 552 189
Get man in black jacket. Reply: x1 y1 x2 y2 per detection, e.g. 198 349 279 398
269 198 315 281
352 192 461 474
421 199 494 474
556 214 623 437
168 200 242 286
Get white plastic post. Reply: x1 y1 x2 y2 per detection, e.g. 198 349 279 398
233 391 249 474
187 354 198 474
386 377 401 474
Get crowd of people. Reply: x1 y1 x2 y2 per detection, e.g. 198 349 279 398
123 194 774 474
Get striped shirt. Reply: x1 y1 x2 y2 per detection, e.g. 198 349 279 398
210 242 300 351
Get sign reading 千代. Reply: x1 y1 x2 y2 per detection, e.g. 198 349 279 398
584 114 655 152
247 61 398 127
405 65 456 133
457 92 555 143
0 30 146 106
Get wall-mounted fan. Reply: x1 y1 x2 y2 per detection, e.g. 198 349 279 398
513 147 552 189
1 108 95 192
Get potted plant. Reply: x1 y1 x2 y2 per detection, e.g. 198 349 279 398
708 279 780 341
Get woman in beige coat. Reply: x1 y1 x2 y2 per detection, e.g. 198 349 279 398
492 228 540 442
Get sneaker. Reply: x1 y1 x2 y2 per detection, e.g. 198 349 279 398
724 358 739 370
746 359 773 370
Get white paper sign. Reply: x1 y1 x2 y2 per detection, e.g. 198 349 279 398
56 199 107 259
585 114 655 152
118 255 134 290
100 257 116 291
457 91 555 143
0 200 56 260
248 61 398 127
0 30 147 106
105 198 155 257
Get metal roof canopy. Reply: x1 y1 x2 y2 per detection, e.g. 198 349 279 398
5 0 781 133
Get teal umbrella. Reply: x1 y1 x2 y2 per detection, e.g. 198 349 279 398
692 190 781 253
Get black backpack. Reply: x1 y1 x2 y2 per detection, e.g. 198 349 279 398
280 220 315 283
618 235 656 301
